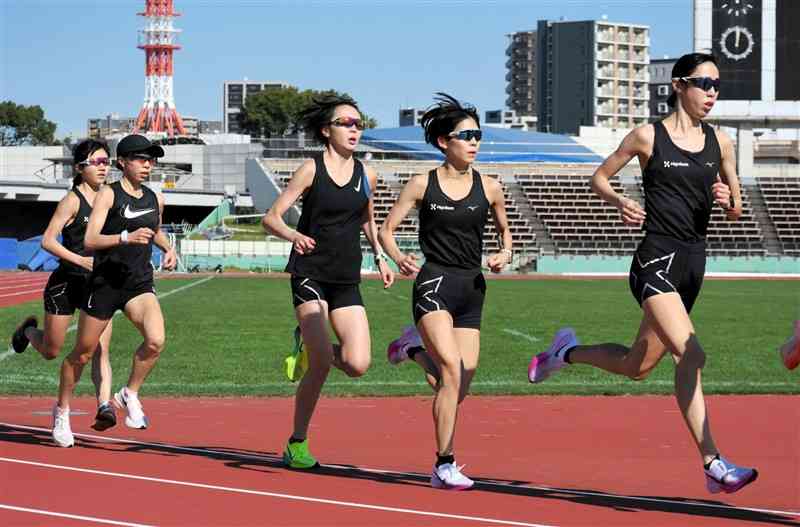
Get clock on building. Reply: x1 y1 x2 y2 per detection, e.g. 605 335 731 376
712 0 761 100
719 26 754 61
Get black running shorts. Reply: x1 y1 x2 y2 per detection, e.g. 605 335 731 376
412 263 486 329
84 281 156 320
290 276 363 312
628 234 706 313
43 269 91 316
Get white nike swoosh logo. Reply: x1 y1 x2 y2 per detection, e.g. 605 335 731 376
354 177 361 192
468 206 478 211
123 204 155 219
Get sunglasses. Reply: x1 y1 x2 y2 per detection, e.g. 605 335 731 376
329 117 366 130
448 129 483 142
79 157 110 167
677 76 721 92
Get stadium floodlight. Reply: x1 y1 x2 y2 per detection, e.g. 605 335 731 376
133 0 188 137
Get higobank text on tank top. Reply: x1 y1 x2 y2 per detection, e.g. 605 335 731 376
642 120 722 242
418 170 490 271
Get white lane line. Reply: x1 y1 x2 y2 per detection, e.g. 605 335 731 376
0 277 216 365
0 280 49 291
64 276 216 333
0 456 556 527
0 504 155 527
503 328 540 343
1 424 798 518
0 288 45 299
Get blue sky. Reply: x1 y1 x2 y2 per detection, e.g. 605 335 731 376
1 0 693 138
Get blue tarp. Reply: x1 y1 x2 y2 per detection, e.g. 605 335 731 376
17 235 59 271
361 127 602 164
0 238 18 270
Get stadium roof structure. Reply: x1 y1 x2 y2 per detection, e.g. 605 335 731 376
360 126 603 163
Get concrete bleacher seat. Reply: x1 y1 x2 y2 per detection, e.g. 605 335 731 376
759 176 800 253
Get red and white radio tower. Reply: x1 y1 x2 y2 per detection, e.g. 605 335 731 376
133 0 187 136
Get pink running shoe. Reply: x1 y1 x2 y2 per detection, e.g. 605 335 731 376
387 325 422 365
780 320 800 371
528 327 578 383
704 456 758 494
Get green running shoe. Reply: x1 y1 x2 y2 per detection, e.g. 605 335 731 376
283 438 319 469
285 326 308 382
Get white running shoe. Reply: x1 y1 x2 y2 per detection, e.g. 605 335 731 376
51 405 74 448
387 325 423 365
431 462 474 490
704 456 758 494
113 387 149 429
528 327 578 383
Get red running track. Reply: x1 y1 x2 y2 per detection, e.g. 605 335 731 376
0 272 49 308
0 395 797 526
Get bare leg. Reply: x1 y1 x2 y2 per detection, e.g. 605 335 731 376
123 293 165 392
91 321 114 404
568 310 669 380
417 311 461 456
291 300 333 440
643 292 718 463
26 313 71 360
57 312 110 410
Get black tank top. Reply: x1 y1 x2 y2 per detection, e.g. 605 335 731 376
418 169 490 271
284 153 370 284
642 120 721 242
92 181 159 288
59 187 92 276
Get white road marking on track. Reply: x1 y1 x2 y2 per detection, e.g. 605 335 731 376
0 455 557 527
0 504 155 527
503 328 540 342
0 280 49 291
1 424 798 519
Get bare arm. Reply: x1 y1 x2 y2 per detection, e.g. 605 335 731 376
378 174 427 276
153 193 177 270
591 125 652 226
261 159 316 254
714 129 743 221
41 192 93 272
84 187 153 251
485 177 513 273
360 165 394 287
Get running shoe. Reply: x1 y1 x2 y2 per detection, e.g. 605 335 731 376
91 402 117 431
528 327 578 383
779 320 800 370
704 456 758 494
285 326 308 382
283 438 319 469
113 387 149 429
387 325 423 365
11 316 38 354
431 462 474 490
52 405 74 448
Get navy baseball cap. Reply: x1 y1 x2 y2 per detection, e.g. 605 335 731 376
116 134 165 159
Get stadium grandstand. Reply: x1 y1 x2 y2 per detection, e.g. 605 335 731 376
1 126 798 274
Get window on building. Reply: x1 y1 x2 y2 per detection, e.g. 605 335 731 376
657 85 669 96
657 102 669 114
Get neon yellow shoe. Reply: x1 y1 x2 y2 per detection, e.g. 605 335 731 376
283 438 319 469
285 326 308 382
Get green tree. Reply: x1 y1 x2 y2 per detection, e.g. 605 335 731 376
241 87 377 138
0 101 57 145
